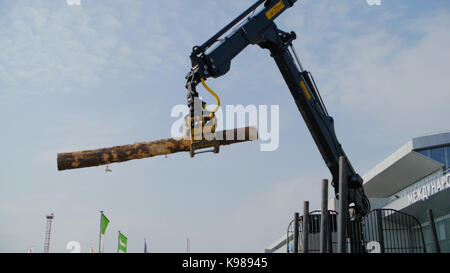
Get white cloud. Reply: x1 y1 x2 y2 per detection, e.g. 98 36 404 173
280 0 450 149
327 12 450 137
0 0 185 95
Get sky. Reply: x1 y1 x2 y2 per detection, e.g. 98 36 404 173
0 0 450 253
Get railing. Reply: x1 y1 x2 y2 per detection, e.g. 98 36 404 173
287 209 426 253
354 209 427 253
287 210 338 253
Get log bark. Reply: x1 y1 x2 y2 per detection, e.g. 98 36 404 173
57 126 258 171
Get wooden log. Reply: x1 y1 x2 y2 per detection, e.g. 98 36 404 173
57 126 258 171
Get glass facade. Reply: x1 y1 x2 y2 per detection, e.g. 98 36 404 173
446 146 450 169
431 147 445 165
422 214 450 253
417 144 450 170
418 149 431 158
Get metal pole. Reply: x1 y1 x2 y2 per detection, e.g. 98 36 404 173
118 231 120 253
99 211 103 253
293 213 300 253
376 210 385 253
337 156 349 253
198 0 265 52
290 44 304 72
302 201 310 253
320 179 329 253
43 213 54 253
327 211 333 253
427 209 441 253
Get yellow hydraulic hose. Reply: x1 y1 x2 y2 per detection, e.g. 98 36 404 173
200 78 221 113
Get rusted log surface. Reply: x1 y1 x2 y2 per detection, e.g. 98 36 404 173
57 126 257 171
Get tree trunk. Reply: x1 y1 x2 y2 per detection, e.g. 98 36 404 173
57 126 257 171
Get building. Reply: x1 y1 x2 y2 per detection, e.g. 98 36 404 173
362 132 450 252
266 132 450 253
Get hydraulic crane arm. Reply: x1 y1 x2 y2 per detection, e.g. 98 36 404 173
185 0 370 219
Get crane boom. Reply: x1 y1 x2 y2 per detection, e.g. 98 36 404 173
185 0 370 219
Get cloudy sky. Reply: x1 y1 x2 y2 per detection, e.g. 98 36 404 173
0 0 449 253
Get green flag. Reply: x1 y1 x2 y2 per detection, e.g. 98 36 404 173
118 232 127 253
101 213 110 235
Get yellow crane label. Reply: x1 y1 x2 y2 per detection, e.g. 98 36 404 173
300 81 312 100
266 0 285 20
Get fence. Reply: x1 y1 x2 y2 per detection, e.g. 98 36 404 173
287 210 338 253
355 209 426 253
288 209 426 253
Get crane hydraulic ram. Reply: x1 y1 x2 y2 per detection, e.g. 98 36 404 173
184 0 370 219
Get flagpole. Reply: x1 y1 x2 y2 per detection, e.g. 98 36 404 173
99 211 103 253
117 231 120 253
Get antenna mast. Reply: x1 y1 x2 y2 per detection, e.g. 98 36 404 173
43 213 55 253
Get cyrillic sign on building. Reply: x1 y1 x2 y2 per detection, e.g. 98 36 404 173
407 173 450 205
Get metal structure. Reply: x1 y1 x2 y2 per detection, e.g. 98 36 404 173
355 209 427 253
287 209 426 253
183 0 370 219
302 201 310 253
287 210 338 253
338 156 349 253
293 213 299 253
427 209 441 253
320 179 329 253
43 213 55 253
